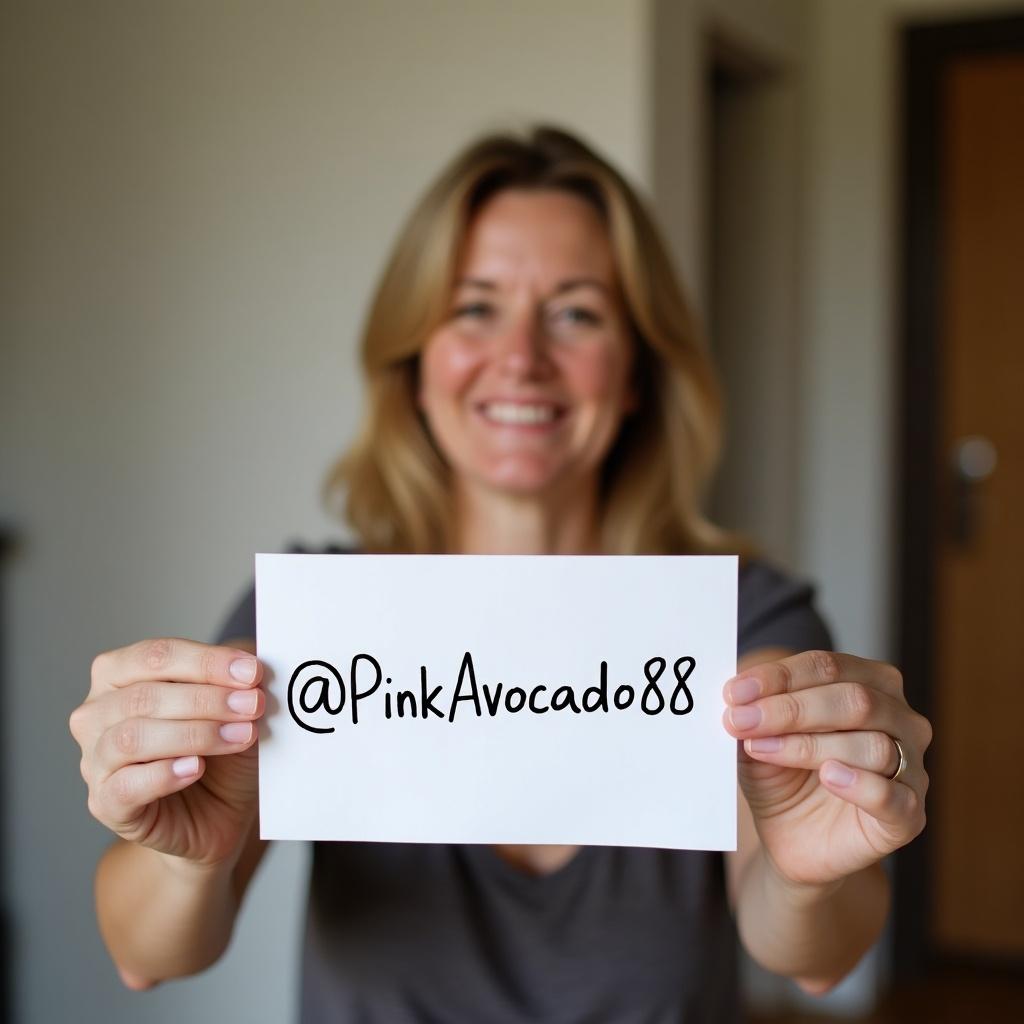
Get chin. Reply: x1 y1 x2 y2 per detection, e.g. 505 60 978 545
475 460 583 498
480 472 560 497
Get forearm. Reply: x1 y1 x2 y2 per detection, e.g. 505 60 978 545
95 840 242 985
736 848 890 992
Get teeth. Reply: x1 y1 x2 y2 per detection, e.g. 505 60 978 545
482 402 558 425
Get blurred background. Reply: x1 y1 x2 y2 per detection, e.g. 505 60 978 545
2 0 1022 1021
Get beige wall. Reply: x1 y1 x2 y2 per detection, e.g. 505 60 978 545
1 4 649 1021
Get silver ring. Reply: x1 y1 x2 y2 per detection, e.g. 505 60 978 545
887 736 909 783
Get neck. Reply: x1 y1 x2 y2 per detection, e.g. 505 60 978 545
451 479 602 555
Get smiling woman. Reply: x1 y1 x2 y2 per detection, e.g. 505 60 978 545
419 189 637 511
327 128 733 557
72 125 932 1024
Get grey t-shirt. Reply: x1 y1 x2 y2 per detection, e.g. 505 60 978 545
217 553 832 1024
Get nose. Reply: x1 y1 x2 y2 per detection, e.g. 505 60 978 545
496 311 552 380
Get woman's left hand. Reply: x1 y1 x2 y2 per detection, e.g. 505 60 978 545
722 650 932 889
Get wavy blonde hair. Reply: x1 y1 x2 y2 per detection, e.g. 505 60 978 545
325 126 743 556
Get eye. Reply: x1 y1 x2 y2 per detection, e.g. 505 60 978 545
452 301 495 320
554 306 602 327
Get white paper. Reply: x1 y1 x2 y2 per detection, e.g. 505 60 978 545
256 554 737 850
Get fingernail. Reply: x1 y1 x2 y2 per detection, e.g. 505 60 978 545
229 657 257 684
727 677 761 704
747 736 782 753
219 722 253 743
822 762 855 787
227 690 258 715
172 755 200 778
729 705 762 730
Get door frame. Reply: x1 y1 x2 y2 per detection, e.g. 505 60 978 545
896 10 1024 982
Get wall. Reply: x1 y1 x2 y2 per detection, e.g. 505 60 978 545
0 3 648 1021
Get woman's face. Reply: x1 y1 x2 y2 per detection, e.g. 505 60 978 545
419 188 636 499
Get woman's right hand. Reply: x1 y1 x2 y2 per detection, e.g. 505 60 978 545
70 638 265 868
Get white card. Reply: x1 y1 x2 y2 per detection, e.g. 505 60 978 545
256 553 737 850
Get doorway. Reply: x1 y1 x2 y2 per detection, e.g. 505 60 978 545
705 33 800 569
898 10 1024 981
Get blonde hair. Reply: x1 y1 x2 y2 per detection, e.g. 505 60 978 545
325 126 743 556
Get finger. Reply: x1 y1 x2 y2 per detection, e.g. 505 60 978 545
722 681 905 738
94 717 256 778
91 638 261 695
91 755 206 832
87 681 264 733
118 966 157 991
817 759 927 847
724 650 903 706
743 730 903 776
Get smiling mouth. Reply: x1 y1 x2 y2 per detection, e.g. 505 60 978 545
477 401 566 426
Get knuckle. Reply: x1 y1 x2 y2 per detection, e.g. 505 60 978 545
183 722 206 754
902 787 921 821
797 734 819 764
777 692 803 730
79 757 90 784
123 684 158 720
114 720 141 758
869 731 895 771
86 791 106 823
886 663 905 693
90 650 112 685
68 703 90 743
137 638 174 675
916 712 934 748
808 650 842 684
776 661 795 694
844 682 874 726
111 770 137 809
198 647 219 685
191 686 217 719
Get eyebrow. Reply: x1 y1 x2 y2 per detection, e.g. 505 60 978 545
455 276 612 297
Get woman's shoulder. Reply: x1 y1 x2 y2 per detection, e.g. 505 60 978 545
288 541 358 556
213 541 356 644
737 557 834 657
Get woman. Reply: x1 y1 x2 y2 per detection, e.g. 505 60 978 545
70 127 932 1021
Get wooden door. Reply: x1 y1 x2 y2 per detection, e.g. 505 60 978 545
899 16 1024 976
931 52 1024 960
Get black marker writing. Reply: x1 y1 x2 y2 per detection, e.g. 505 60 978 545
287 660 345 735
448 651 481 722
670 656 696 715
285 651 701 732
421 666 444 719
350 653 382 724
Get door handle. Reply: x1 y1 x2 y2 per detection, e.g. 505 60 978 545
950 435 997 546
